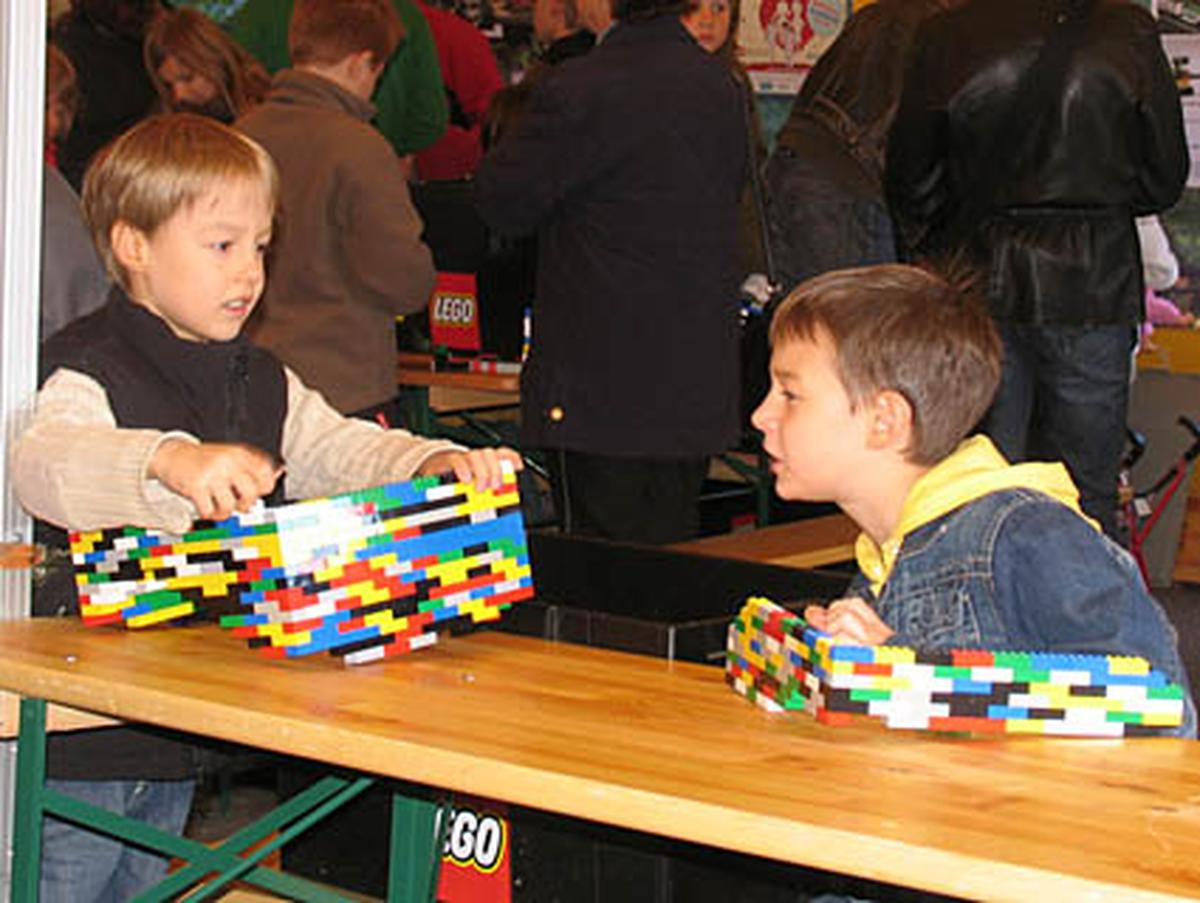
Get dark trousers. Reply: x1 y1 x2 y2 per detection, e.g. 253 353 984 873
983 321 1134 537
547 450 709 545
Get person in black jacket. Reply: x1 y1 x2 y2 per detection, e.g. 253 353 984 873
476 0 747 544
886 0 1186 536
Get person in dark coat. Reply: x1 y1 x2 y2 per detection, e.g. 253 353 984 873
886 0 1187 536
52 0 162 190
764 0 949 295
476 0 748 544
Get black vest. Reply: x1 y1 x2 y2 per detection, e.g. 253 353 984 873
37 290 288 780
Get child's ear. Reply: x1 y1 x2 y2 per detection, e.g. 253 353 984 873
111 220 151 274
865 389 914 452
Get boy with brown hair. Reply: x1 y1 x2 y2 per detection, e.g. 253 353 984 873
237 0 435 420
751 263 1194 737
12 112 516 900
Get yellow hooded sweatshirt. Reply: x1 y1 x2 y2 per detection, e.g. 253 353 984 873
855 435 1100 598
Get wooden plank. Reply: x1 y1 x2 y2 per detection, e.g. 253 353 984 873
673 513 858 570
0 690 118 738
397 352 520 394
0 620 1196 901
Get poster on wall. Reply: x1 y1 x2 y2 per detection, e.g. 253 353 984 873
739 0 851 94
1163 34 1200 188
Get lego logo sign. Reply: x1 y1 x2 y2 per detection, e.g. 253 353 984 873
437 799 511 903
443 808 506 871
429 272 481 351
434 295 476 325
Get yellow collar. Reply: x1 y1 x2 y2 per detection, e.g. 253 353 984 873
855 435 1096 596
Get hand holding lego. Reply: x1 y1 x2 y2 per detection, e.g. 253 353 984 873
150 439 283 521
418 447 523 492
804 596 894 645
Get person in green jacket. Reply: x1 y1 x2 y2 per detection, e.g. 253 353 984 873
224 0 448 157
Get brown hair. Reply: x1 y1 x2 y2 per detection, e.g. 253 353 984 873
289 0 405 69
81 113 279 289
144 8 271 122
46 44 79 141
769 264 1002 464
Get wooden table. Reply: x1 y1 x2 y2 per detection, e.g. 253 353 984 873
3 620 1200 901
396 352 520 442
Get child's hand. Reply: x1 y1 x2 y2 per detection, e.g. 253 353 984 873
804 597 894 645
418 448 523 491
150 439 282 521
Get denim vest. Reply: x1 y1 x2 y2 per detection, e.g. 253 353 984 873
849 488 1196 738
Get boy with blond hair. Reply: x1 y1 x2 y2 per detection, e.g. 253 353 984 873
12 113 516 900
237 0 434 420
751 263 1195 737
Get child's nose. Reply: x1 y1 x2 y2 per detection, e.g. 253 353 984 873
750 395 773 433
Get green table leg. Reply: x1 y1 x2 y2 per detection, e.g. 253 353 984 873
387 791 448 903
12 697 48 902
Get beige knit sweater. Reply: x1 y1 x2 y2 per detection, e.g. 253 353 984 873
12 366 461 534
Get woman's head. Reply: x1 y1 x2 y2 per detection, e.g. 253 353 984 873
144 8 270 122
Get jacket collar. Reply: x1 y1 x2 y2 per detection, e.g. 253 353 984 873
604 14 697 49
855 434 1098 595
266 69 377 123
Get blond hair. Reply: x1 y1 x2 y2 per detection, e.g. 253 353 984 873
770 264 1002 465
81 113 279 289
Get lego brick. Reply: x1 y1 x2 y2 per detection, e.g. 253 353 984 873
70 466 533 664
725 596 1185 737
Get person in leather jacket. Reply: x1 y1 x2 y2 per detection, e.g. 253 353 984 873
886 0 1186 537
765 0 950 294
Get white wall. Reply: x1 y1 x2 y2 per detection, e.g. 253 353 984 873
0 0 46 895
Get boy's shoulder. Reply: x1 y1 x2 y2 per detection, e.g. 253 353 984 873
915 485 1102 562
39 302 119 385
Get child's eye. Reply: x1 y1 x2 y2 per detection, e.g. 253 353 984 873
211 240 232 253
255 242 270 255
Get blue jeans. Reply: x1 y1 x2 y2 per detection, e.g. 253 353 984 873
40 778 195 903
983 322 1134 537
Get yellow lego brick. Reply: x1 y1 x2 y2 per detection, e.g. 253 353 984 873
80 600 135 616
127 602 195 628
1143 712 1183 727
1004 719 1047 735
873 645 917 665
1107 655 1151 675
363 609 397 629
314 563 347 584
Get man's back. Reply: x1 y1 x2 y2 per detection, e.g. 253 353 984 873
476 16 748 456
237 71 434 414
887 0 1186 324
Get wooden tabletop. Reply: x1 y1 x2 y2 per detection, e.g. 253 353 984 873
397 352 521 394
1 619 1198 901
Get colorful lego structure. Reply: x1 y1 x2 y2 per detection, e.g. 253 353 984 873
70 467 533 663
726 596 1185 736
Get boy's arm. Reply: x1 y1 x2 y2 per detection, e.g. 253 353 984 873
999 503 1188 673
279 368 462 500
11 369 199 533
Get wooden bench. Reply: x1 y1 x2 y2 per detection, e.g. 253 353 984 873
672 513 858 570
